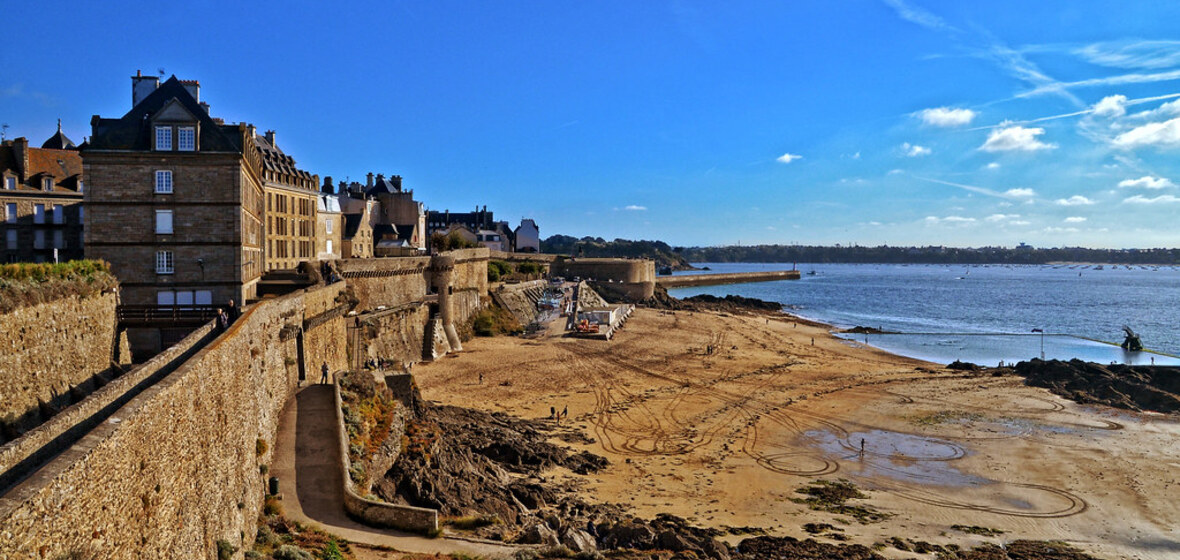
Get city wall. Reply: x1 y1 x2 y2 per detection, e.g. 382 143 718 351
0 291 128 433
0 283 347 559
337 257 430 312
551 258 655 301
656 270 801 288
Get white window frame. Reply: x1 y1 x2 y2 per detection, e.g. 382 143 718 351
52 205 64 224
155 170 173 194
5 203 15 224
5 230 15 250
155 126 172 151
33 204 45 224
156 251 174 274
177 126 195 151
43 177 53 191
326 239 333 255
33 230 45 249
325 218 333 234
155 209 173 234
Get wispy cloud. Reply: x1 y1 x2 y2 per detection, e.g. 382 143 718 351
912 175 1030 200
1123 194 1180 204
902 142 932 157
980 125 1056 152
924 215 976 224
986 162 1001 169
1020 68 1180 99
1005 187 1036 197
985 213 1020 222
624 205 647 211
1055 195 1095 206
916 106 977 127
1064 216 1088 223
1075 40 1180 70
776 152 803 164
882 0 959 33
1118 175 1175 189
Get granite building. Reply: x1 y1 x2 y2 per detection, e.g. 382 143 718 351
0 127 85 263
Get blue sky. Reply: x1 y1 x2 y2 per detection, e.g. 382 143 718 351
4 1 1180 248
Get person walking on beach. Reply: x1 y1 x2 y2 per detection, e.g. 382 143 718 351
320 362 330 384
860 438 865 457
562 405 568 419
550 406 556 420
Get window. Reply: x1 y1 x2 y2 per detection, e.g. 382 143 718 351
78 206 84 223
195 290 212 305
325 218 333 234
5 203 14 223
156 251 174 274
155 170 173 193
43 177 53 191
157 291 175 306
5 230 15 250
3 177 14 190
176 291 193 308
155 126 172 150
53 230 63 249
178 126 195 151
155 210 173 234
52 205 64 224
34 230 45 249
34 204 45 224
326 239 333 254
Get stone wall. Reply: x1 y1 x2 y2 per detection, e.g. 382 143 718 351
491 280 548 326
337 257 430 312
444 247 489 325
0 283 347 559
0 291 124 430
354 304 432 366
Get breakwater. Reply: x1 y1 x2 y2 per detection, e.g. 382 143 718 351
657 270 800 288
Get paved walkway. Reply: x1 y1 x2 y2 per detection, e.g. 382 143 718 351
272 383 517 558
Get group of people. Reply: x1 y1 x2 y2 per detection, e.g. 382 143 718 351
214 299 240 332
550 405 569 424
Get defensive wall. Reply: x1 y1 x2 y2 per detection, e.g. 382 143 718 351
487 250 558 264
0 291 130 436
0 283 348 559
551 258 655 301
656 270 801 288
491 279 548 326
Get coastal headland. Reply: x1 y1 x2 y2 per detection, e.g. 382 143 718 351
415 307 1180 560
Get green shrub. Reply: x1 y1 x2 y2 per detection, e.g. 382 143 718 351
0 260 118 314
517 261 543 275
272 544 313 560
321 540 346 560
215 539 237 560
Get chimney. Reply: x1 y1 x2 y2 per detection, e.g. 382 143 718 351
131 70 160 108
199 101 211 115
13 137 29 180
366 173 374 188
264 130 276 148
392 175 402 191
180 79 200 102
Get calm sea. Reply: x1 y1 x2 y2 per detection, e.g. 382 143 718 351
667 263 1180 366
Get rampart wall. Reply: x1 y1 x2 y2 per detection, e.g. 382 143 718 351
337 257 431 312
550 258 655 283
0 283 347 559
445 247 489 324
0 291 127 432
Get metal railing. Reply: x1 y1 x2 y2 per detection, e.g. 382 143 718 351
116 305 221 328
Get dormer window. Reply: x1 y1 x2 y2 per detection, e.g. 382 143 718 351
178 126 195 151
43 177 54 191
3 176 13 190
155 126 172 150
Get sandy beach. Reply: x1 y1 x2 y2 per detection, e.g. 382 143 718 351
414 308 1180 559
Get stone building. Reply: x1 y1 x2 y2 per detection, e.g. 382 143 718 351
364 173 426 251
341 198 375 258
84 73 266 311
316 193 342 261
257 131 319 271
0 127 85 263
427 205 516 251
514 218 540 253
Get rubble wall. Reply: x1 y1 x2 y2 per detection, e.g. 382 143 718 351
337 257 431 312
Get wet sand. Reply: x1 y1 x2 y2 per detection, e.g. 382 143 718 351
415 308 1180 559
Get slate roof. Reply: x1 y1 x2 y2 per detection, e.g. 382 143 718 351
343 214 367 238
41 122 77 150
255 135 315 186
365 174 402 196
87 76 244 152
393 223 417 242
0 140 82 192
372 224 398 241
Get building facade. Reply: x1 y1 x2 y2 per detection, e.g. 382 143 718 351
316 194 342 261
514 218 540 252
257 131 319 271
84 73 266 308
0 130 85 263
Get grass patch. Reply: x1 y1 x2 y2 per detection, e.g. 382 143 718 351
252 513 358 560
0 260 118 314
471 305 523 336
339 370 399 488
791 479 892 524
951 524 1005 537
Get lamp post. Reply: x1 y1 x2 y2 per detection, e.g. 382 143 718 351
1031 328 1044 360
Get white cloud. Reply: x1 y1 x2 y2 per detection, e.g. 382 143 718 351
1064 216 1087 223
902 142 932 157
624 205 647 211
917 106 977 127
924 215 976 224
1118 175 1175 189
1005 188 1036 197
980 125 1056 152
986 162 1001 169
1091 94 1128 118
1010 220 1031 226
1123 194 1180 204
1042 226 1080 234
887 169 904 175
1055 195 1095 206
985 213 1020 222
776 152 803 163
883 0 959 33
1075 40 1180 70
1112 117 1180 148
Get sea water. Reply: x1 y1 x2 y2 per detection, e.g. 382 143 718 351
667 263 1180 366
